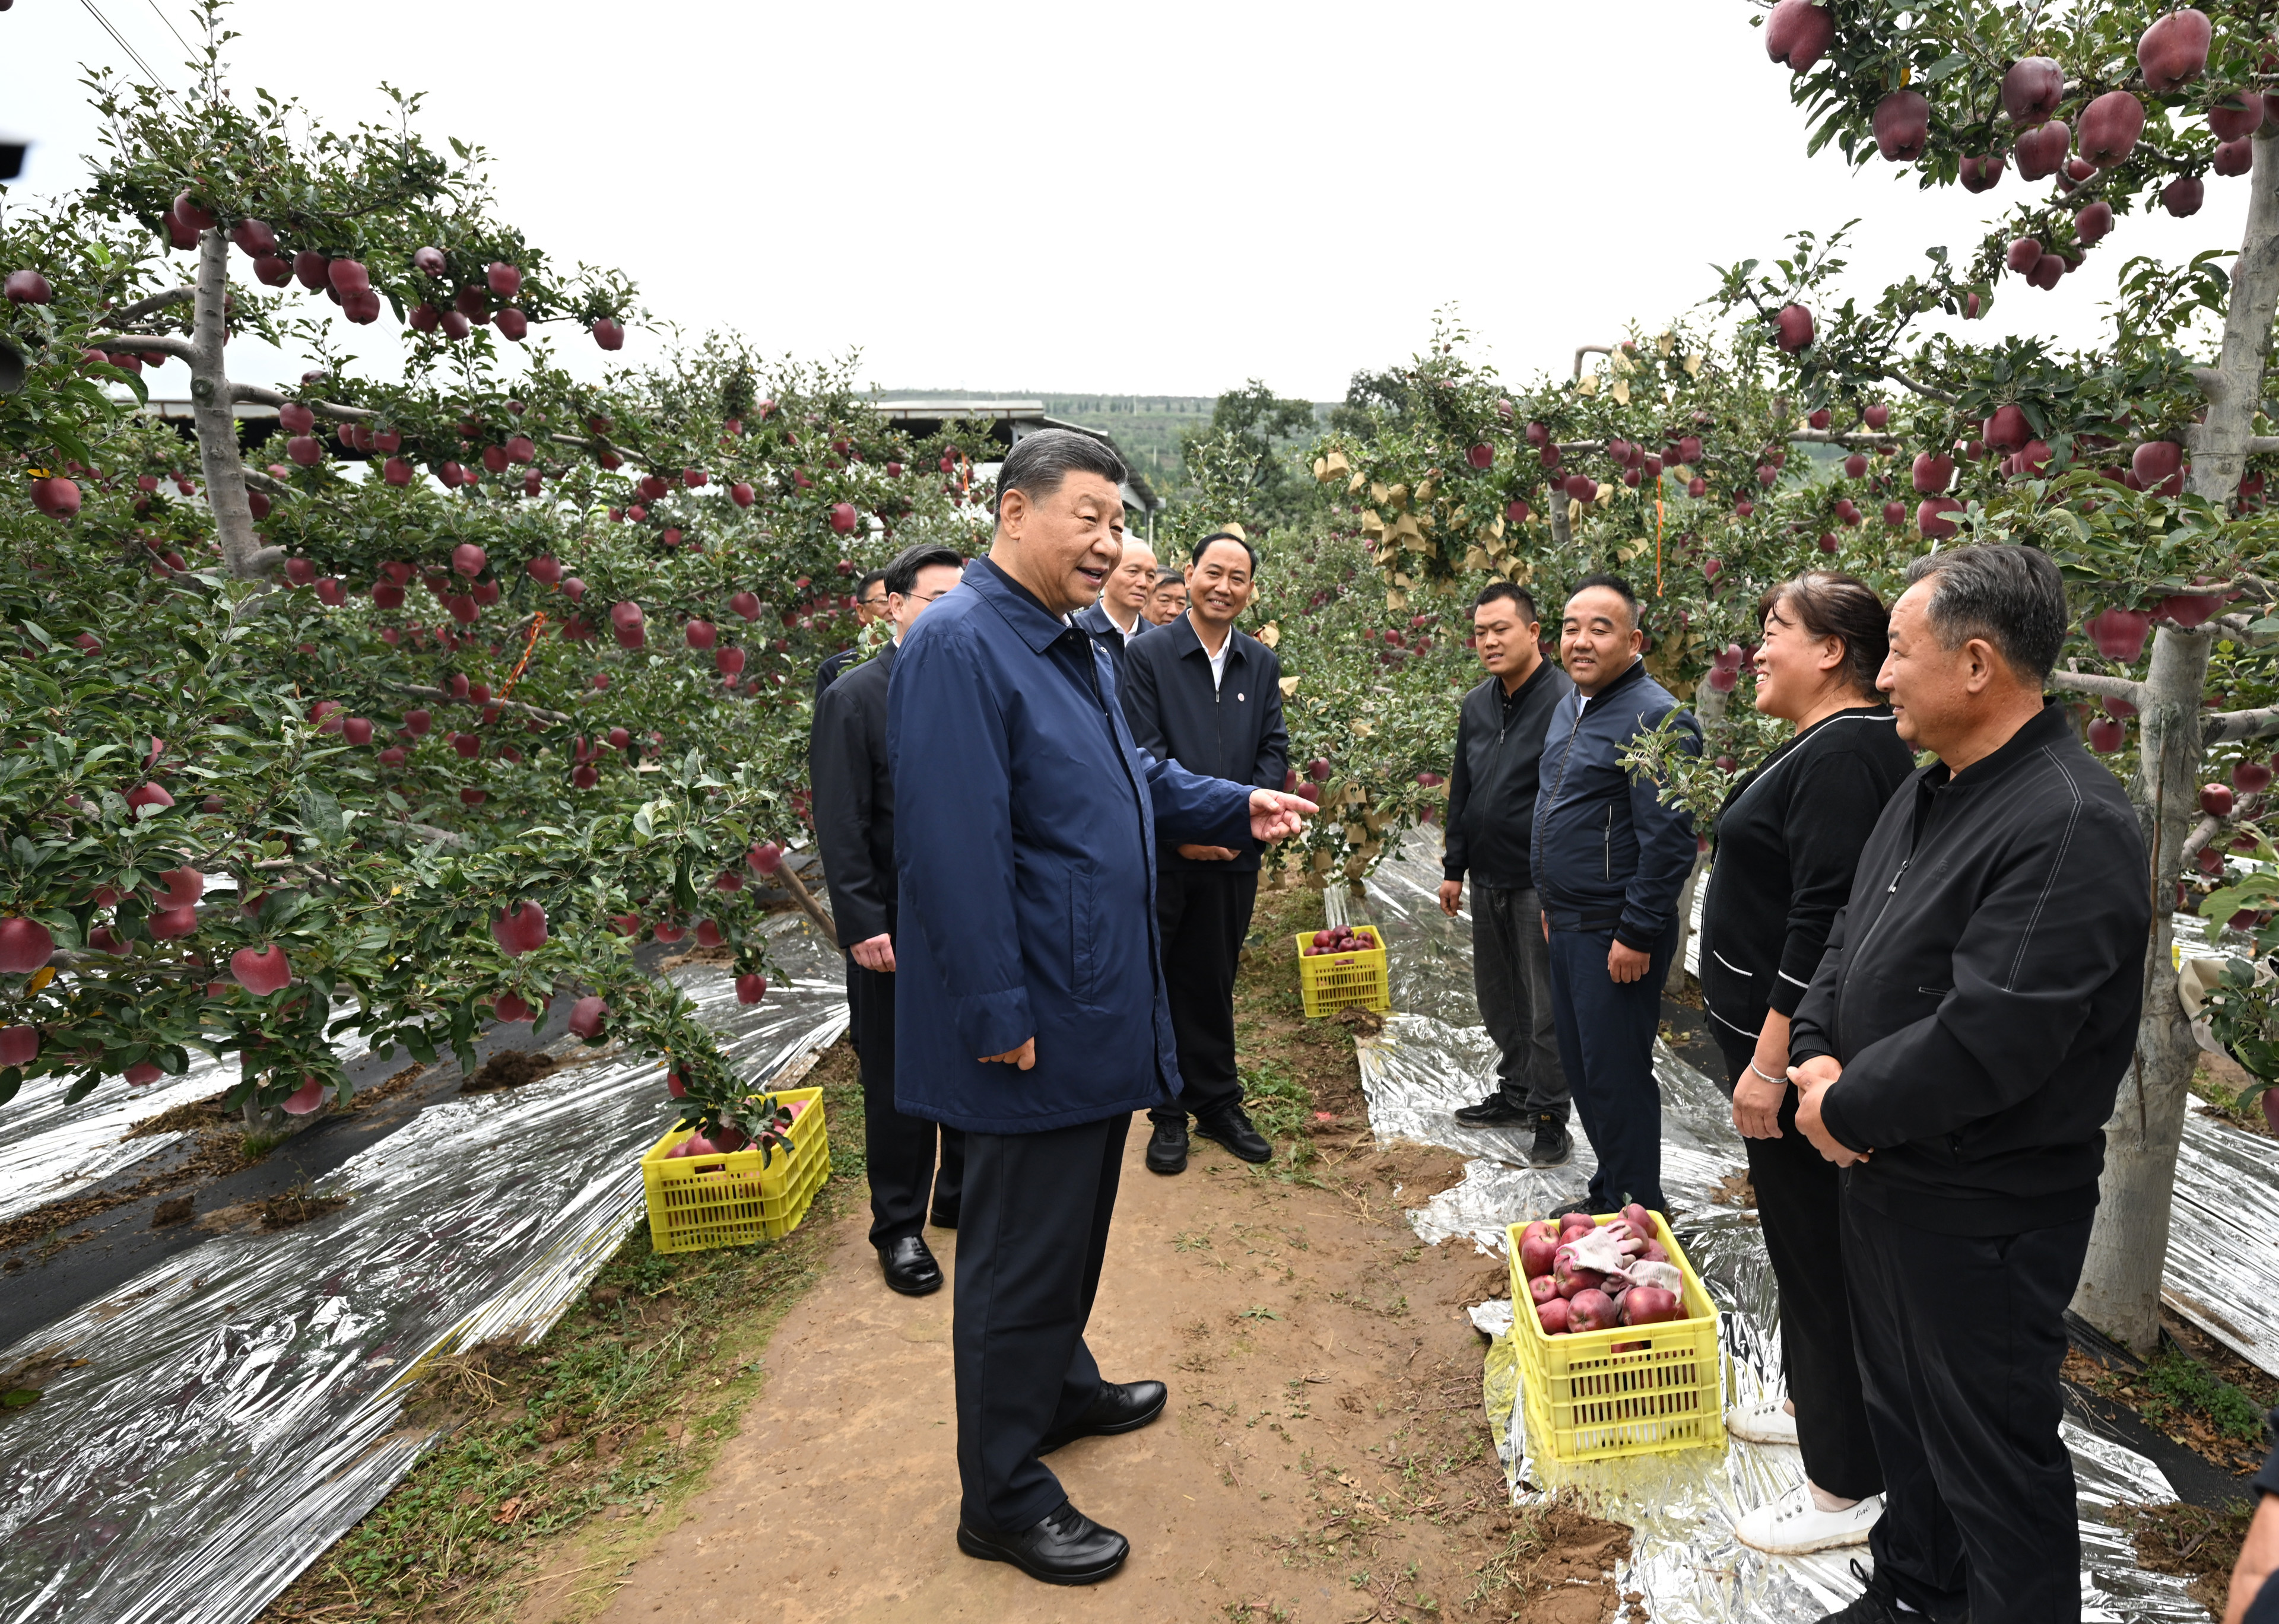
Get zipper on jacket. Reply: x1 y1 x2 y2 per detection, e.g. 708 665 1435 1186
1601 804 1614 881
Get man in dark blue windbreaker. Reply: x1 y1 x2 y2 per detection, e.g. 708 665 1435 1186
889 429 1313 1587
1532 574 1700 1218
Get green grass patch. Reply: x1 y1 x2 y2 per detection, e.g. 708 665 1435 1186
2141 1348 2270 1443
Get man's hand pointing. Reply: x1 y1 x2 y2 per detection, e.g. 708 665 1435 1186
1248 789 1315 844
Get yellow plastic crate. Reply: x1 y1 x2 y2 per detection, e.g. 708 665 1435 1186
639 1086 830 1254
1505 1212 1726 1464
1293 927 1390 1018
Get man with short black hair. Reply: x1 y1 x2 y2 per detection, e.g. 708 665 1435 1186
1121 527 1288 1175
1534 574 1700 1218
1789 543 2148 1624
811 544 969 1295
1439 582 1575 1165
815 569 890 696
1075 538 1156 688
891 429 1313 1584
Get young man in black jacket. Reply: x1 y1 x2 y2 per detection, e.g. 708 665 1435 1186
810 543 970 1296
1789 545 2150 1624
1532 576 1700 1216
1120 530 1288 1175
1437 582 1576 1166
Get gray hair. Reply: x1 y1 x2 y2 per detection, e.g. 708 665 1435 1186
993 428 1127 518
1903 544 2067 681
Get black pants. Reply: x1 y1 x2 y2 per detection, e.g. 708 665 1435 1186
1545 921 1675 1212
953 1111 1129 1533
1148 867 1256 1127
853 963 963 1246
1844 1190 2093 1624
843 949 861 1054
1712 1034 1882 1499
1474 886 1570 1116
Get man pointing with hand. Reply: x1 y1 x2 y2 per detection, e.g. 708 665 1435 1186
890 429 1312 1587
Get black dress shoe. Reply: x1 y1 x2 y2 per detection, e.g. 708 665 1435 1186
1453 1092 1529 1127
878 1235 942 1296
957 1499 1129 1585
1551 1197 1595 1220
1145 1117 1188 1175
929 1205 958 1230
1037 1378 1168 1455
1195 1105 1271 1164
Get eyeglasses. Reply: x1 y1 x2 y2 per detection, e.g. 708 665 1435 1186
897 590 951 605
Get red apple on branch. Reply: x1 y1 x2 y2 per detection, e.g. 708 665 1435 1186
2202 783 2236 818
2080 91 2145 168
1764 0 1833 71
2163 175 2205 217
232 945 291 993
1773 303 1814 352
2013 120 2069 180
2211 91 2266 142
2138 8 2213 93
2002 57 2064 125
1872 90 1930 161
1958 152 2005 192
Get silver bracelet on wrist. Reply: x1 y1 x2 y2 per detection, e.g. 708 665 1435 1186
1747 1060 1786 1086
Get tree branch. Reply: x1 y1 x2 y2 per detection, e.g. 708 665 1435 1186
2052 666 2148 704
2181 811 2227 864
104 286 196 326
87 333 196 363
391 682 574 724
1887 368 1960 405
774 851 839 943
1573 344 1613 381
230 381 377 421
2202 704 2279 743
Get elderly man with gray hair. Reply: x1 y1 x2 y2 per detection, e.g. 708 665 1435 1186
1786 544 2148 1624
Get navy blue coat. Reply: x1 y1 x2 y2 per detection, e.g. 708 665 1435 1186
1072 598 1145 691
888 558 1256 1133
1118 614 1287 873
1531 656 1701 951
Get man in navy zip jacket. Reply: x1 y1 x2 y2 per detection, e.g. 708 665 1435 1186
890 430 1313 1586
1120 528 1288 1175
1532 574 1700 1216
1789 545 2148 1624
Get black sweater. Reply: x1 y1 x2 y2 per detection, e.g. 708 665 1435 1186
1442 658 1574 892
1789 701 2150 1235
1697 707 1914 1049
808 641 897 947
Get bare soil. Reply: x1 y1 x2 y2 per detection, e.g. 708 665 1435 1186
2107 1498 2257 1619
461 1049 560 1095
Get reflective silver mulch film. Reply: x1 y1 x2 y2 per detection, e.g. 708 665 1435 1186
1334 834 2237 1624
0 914 849 1624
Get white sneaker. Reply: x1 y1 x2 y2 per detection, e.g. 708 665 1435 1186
1733 1480 1883 1555
1727 1393 1800 1445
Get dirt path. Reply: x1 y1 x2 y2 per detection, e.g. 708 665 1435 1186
521 1124 1618 1624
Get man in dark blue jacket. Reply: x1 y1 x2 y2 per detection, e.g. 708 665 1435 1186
890 430 1313 1586
1532 574 1700 1217
810 542 969 1297
1120 529 1288 1175
1073 536 1155 689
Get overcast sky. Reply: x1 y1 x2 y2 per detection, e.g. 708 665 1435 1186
4 0 2246 402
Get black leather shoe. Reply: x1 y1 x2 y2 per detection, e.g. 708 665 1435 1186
1195 1106 1271 1164
878 1235 942 1296
957 1499 1129 1585
1038 1378 1168 1455
1550 1197 1595 1221
1145 1117 1188 1175
1453 1092 1529 1127
1811 1560 1906 1624
928 1205 958 1230
1527 1113 1573 1168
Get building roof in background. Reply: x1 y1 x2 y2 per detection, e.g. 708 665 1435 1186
866 399 1161 512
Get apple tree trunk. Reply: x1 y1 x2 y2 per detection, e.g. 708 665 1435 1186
2067 129 2279 1355
186 228 277 581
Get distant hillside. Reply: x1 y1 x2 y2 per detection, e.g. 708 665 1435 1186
873 390 1330 491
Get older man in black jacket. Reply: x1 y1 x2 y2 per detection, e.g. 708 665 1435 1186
810 542 970 1296
1437 582 1575 1166
1074 538 1156 690
1121 529 1288 1175
1789 545 2149 1624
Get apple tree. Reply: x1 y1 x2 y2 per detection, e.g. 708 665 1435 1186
1748 0 2279 1352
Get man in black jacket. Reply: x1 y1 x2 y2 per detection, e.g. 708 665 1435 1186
814 569 888 697
810 542 970 1295
1074 538 1156 690
1789 544 2150 1624
1120 530 1288 1175
1437 583 1575 1166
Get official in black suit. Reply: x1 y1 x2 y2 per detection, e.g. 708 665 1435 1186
1072 538 1154 689
1119 529 1288 1175
813 568 889 698
809 544 969 1295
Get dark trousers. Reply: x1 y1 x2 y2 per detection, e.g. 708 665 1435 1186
1148 867 1256 1126
853 962 963 1246
843 949 861 1054
1844 1191 2093 1624
1545 921 1675 1212
953 1111 1129 1533
1474 886 1570 1117
1712 1034 1883 1499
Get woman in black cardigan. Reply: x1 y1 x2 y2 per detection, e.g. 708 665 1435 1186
1699 571 1915 1557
